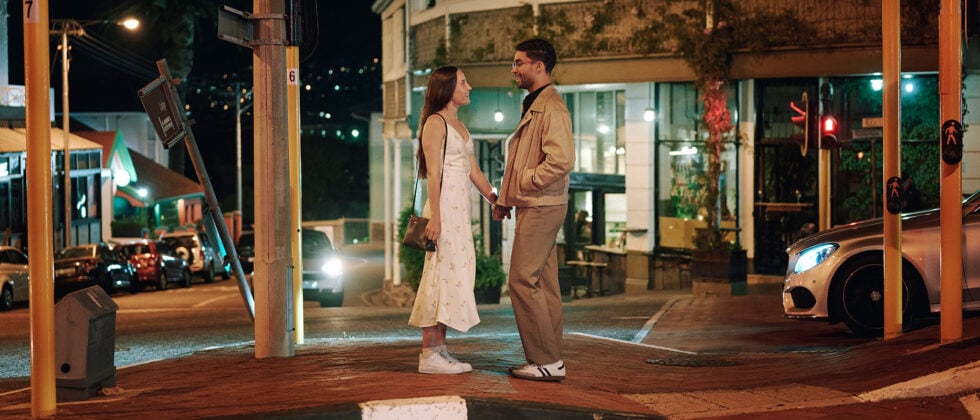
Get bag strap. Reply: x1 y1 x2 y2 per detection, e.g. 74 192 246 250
410 113 449 216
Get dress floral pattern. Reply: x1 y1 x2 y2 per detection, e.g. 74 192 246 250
408 123 480 333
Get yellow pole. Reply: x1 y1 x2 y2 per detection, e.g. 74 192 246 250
24 0 57 416
939 0 963 343
287 46 304 344
881 0 903 339
818 81 830 232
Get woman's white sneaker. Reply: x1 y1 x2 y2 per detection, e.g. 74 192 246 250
418 352 472 374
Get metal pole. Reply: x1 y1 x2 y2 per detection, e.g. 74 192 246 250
156 60 255 322
24 0 57 415
939 0 963 343
384 135 391 283
61 26 71 249
236 82 243 216
393 139 402 286
881 0 903 340
252 0 293 358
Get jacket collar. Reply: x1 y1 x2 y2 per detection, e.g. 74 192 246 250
516 85 558 130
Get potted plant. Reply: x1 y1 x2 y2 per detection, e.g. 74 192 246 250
664 0 747 296
472 230 506 304
398 207 506 304
474 251 506 304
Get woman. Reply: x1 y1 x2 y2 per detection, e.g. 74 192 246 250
408 66 497 375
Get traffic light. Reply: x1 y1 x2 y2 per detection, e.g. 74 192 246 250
790 97 811 156
820 115 839 147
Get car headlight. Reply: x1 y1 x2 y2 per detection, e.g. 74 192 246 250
793 243 838 274
321 257 343 277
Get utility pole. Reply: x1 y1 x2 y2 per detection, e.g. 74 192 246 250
24 1 57 416
882 0 903 339
939 0 963 343
252 0 294 357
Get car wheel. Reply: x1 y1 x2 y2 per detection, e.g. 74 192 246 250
204 262 215 283
832 253 925 337
0 286 13 311
182 269 192 288
130 277 142 294
100 274 116 296
318 291 344 308
158 272 168 291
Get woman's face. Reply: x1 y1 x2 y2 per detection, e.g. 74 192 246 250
450 69 472 107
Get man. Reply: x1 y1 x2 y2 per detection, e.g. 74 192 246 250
492 38 575 382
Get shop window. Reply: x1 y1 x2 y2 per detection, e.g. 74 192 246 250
655 82 739 250
562 88 626 176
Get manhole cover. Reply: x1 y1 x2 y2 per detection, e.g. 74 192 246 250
646 357 740 367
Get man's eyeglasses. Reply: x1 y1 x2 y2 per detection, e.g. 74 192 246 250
511 59 538 69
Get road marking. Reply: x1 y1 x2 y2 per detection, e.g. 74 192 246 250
569 332 697 355
633 296 682 343
193 294 237 308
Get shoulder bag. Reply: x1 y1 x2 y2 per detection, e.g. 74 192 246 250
402 114 448 252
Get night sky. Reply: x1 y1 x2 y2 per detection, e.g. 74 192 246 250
6 1 382 221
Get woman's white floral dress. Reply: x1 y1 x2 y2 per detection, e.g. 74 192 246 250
408 123 480 333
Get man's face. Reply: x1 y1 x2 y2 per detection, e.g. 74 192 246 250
511 51 539 90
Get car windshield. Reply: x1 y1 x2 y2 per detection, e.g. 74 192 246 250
120 244 150 256
162 235 197 250
301 230 333 258
57 246 96 259
156 241 174 255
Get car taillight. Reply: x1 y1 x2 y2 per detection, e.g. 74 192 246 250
80 261 98 273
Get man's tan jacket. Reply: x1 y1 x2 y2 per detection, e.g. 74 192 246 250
498 85 576 208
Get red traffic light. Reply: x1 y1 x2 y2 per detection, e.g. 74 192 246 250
820 115 839 147
821 115 838 135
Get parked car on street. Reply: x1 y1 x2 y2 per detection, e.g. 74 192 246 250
116 239 192 290
237 229 344 307
0 246 30 311
236 230 255 274
160 230 225 282
54 243 136 298
783 190 980 336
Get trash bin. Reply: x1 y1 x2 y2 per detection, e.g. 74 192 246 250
55 285 118 402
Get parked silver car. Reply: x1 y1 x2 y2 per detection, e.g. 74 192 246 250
783 190 980 336
0 246 29 311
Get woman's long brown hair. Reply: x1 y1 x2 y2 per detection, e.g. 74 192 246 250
417 66 458 178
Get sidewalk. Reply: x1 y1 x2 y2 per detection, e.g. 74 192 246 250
1 289 979 418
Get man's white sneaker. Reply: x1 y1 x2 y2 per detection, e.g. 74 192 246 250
418 352 472 374
510 360 565 382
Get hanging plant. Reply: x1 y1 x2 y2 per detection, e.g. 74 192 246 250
658 1 738 251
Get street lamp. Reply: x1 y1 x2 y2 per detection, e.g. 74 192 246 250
51 18 139 248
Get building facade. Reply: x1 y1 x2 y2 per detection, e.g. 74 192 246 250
372 0 980 291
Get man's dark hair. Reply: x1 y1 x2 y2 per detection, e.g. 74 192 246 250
516 38 557 74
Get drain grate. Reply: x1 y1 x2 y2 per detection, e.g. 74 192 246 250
646 357 740 367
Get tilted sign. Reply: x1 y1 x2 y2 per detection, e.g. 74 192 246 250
138 76 185 150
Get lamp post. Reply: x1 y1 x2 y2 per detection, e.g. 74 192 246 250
51 18 139 248
235 83 253 217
